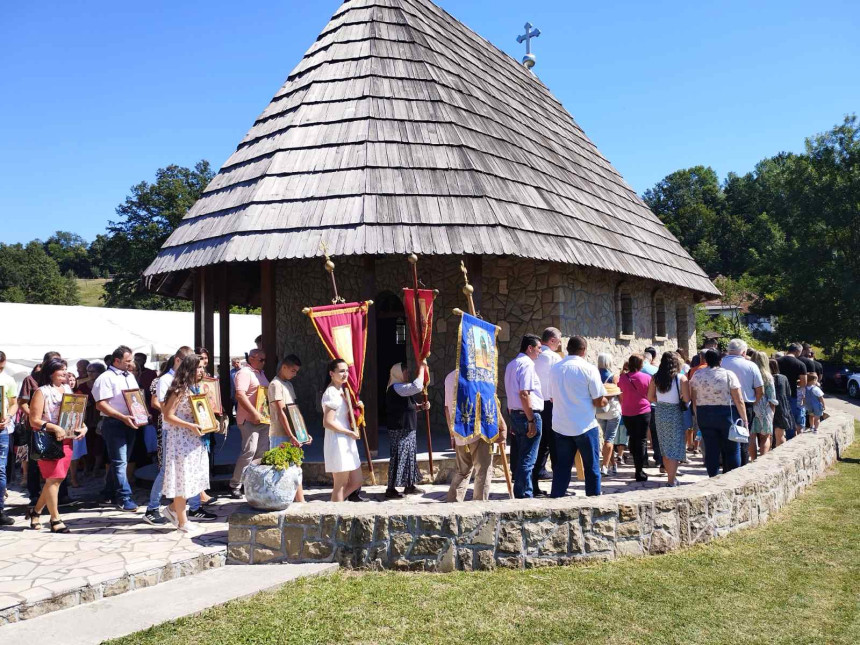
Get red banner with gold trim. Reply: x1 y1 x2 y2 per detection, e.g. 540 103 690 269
305 301 370 426
402 288 434 385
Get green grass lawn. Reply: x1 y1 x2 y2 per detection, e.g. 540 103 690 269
76 278 108 307
113 424 860 645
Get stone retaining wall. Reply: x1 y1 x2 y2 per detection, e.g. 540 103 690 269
227 413 855 571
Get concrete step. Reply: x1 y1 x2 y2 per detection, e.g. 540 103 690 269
0 562 338 644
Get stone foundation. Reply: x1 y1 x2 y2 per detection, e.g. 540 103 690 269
227 413 855 571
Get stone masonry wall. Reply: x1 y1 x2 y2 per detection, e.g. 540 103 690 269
275 255 697 437
227 413 854 570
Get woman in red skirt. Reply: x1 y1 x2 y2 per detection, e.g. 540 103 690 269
28 358 87 533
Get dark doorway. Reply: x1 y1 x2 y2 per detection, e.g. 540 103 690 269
375 290 408 427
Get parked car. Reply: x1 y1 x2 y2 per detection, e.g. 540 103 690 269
848 373 860 399
821 361 858 393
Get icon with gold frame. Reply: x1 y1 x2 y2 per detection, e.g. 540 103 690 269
285 403 310 444
255 387 271 424
58 393 88 439
190 394 218 434
122 389 150 427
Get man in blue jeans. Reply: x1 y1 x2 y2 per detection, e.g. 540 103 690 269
92 345 147 512
548 336 608 497
504 334 544 498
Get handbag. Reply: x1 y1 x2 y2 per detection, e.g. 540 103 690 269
675 376 690 412
31 424 65 461
13 416 31 447
726 375 749 444
596 373 621 419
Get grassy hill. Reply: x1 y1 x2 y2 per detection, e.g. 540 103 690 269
76 278 109 307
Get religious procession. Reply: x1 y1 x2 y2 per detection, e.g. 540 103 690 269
0 241 828 535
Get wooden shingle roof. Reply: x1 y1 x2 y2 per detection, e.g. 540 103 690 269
144 0 718 297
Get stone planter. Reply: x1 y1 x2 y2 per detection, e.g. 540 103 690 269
242 463 302 511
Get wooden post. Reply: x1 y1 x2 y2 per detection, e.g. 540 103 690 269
362 257 379 454
194 266 215 370
260 260 277 381
218 264 231 414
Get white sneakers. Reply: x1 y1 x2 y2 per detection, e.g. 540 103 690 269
161 506 200 535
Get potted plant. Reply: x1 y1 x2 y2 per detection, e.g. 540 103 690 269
242 443 304 510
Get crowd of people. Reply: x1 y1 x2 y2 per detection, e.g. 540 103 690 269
0 334 830 531
498 330 828 499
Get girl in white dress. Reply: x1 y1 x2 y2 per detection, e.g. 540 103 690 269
322 359 363 502
161 354 210 534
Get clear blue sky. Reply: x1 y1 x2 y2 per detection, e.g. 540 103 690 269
1 0 857 244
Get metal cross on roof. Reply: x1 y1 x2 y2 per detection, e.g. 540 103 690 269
516 22 541 69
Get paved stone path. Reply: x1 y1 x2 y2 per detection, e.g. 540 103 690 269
0 438 740 625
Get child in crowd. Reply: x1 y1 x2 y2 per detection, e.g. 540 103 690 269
804 373 825 434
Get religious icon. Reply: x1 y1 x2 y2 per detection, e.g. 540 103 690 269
58 393 88 439
190 394 218 434
201 376 223 414
285 403 310 444
122 389 150 427
255 387 271 425
471 326 493 370
331 324 355 366
0 386 7 421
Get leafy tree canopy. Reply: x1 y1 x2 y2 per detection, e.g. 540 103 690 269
0 241 79 305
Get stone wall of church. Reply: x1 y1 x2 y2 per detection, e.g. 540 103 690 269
274 256 698 438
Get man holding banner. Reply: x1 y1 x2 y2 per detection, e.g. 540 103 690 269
449 312 510 500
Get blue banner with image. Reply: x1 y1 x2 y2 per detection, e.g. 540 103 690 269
453 312 499 443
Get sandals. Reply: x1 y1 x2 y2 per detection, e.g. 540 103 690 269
50 519 70 534
28 507 42 531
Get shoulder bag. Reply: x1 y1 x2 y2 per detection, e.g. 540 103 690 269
726 374 749 444
596 373 621 419
675 376 690 412
31 423 65 461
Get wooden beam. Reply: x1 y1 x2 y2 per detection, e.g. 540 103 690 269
218 264 232 413
362 257 379 454
193 267 216 373
260 260 277 381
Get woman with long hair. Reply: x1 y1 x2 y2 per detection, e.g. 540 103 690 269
770 358 792 447
27 358 87 533
647 352 690 487
322 359 363 502
689 350 748 477
617 354 652 482
750 351 777 458
161 354 210 534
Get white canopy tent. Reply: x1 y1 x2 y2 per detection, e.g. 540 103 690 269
0 302 261 386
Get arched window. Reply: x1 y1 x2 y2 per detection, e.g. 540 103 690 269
615 284 634 338
653 292 667 339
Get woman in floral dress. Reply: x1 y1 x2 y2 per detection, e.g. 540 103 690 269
750 351 777 459
161 354 210 535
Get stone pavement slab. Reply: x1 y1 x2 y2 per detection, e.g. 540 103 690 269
0 562 338 644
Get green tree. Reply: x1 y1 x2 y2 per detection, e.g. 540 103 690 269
0 241 80 305
43 231 92 277
759 116 860 358
102 161 213 310
87 233 119 278
643 166 726 275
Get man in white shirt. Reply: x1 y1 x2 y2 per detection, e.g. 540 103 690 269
444 369 507 502
722 338 764 464
548 336 607 497
531 327 561 496
92 345 146 512
503 334 544 498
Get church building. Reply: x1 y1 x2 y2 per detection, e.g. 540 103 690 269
144 0 719 449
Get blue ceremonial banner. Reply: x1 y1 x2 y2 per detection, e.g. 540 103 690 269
453 312 499 443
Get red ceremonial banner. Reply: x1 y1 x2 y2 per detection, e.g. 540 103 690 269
306 301 370 426
403 288 435 385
